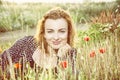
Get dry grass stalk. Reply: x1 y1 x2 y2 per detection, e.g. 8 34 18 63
91 7 120 32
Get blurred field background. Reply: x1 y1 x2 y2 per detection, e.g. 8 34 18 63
0 0 120 80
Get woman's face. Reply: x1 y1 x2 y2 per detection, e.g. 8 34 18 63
44 18 68 50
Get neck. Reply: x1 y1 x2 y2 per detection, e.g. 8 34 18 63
55 49 58 54
48 46 58 55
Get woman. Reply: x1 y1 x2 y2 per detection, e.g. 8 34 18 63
0 7 76 74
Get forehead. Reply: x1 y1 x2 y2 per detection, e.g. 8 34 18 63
44 18 68 29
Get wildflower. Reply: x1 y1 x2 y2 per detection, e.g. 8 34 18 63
99 48 105 54
14 63 22 69
60 61 67 69
84 36 90 41
90 51 96 58
0 47 2 53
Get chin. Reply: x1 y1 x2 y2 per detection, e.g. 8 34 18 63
51 45 61 50
52 46 60 49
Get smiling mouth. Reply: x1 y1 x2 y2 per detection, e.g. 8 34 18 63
53 41 60 45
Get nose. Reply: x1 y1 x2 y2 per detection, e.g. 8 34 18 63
53 34 59 40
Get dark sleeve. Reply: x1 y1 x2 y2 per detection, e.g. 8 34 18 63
0 36 30 71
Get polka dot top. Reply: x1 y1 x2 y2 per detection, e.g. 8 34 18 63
0 36 37 71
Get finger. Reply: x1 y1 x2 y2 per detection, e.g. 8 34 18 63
57 43 71 58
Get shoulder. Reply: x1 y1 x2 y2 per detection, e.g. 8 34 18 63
11 36 37 48
23 36 37 48
18 36 35 43
20 36 34 41
24 35 36 44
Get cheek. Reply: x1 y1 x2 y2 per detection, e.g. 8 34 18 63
60 32 68 39
44 33 53 40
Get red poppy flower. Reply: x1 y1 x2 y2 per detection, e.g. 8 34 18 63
99 48 105 54
84 36 90 41
60 61 67 69
90 51 96 58
14 63 22 69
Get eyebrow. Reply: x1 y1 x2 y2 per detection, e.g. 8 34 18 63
46 29 53 31
59 28 67 30
46 28 67 31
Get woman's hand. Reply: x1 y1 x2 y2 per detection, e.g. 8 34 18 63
57 43 71 59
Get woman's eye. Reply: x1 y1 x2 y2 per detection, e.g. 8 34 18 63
47 31 53 33
60 30 66 33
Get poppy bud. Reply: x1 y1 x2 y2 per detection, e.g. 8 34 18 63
99 48 105 54
84 36 90 41
14 63 22 69
90 51 96 58
60 61 67 69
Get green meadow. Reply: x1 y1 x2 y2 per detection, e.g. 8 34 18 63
0 0 120 80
